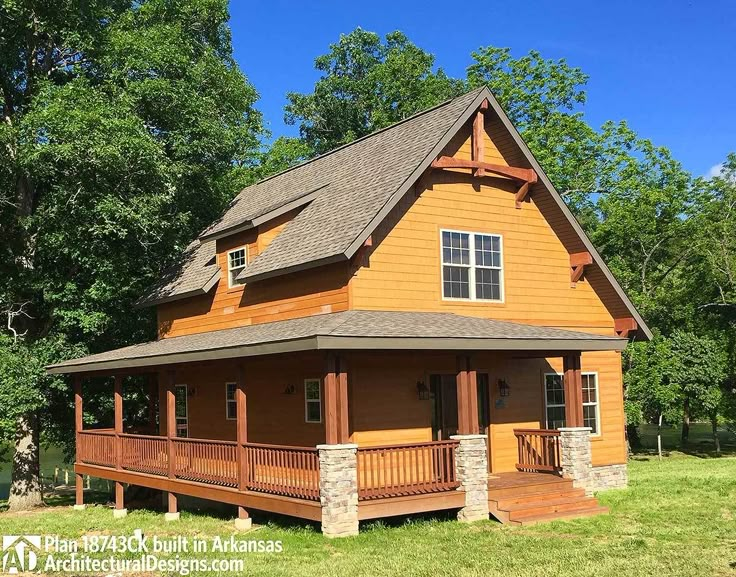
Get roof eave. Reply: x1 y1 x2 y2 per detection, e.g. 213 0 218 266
134 269 221 309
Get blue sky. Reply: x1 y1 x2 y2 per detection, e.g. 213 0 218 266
229 0 735 177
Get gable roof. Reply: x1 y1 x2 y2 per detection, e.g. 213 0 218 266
47 310 628 374
136 86 651 339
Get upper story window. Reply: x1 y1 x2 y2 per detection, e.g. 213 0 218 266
227 247 247 288
441 230 503 301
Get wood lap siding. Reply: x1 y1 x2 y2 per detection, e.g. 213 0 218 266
157 211 350 338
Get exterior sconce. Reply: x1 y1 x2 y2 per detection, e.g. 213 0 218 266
498 378 510 397
188 386 196 397
416 380 430 401
283 384 296 395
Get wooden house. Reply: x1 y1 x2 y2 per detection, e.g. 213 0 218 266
49 86 649 535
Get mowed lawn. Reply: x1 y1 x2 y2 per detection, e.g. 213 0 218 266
0 453 734 577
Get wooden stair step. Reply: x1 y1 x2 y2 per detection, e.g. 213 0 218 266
493 487 586 508
509 505 609 526
509 497 601 520
487 477 573 499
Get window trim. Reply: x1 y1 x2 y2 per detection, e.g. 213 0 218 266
304 378 322 424
225 382 237 421
439 228 504 303
543 371 601 437
226 246 248 289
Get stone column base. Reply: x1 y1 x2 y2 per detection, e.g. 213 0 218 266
590 464 628 491
113 508 128 519
559 427 593 494
450 435 489 522
318 443 359 538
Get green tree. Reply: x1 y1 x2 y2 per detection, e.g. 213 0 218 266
284 28 464 156
0 0 264 509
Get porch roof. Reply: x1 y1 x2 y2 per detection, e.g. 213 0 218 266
47 311 627 375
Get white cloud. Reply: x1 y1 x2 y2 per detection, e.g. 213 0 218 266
707 163 724 179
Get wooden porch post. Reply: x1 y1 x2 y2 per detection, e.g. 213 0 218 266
73 375 84 509
456 355 479 435
164 369 180 520
236 364 248 492
146 374 157 433
324 353 349 444
114 375 123 470
563 353 584 428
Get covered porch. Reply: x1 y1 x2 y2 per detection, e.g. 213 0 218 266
48 310 627 535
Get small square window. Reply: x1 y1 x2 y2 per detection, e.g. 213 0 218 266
227 247 247 288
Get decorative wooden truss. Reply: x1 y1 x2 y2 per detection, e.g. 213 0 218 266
569 251 593 284
614 318 638 338
428 99 538 208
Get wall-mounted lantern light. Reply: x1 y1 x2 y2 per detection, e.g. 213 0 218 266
283 384 296 395
416 380 430 401
498 378 511 398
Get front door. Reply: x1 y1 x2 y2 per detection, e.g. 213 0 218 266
430 374 458 440
174 384 189 438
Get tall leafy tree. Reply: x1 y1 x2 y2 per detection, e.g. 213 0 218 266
284 28 464 156
0 0 264 509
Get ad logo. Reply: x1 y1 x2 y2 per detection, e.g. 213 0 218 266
2 535 40 574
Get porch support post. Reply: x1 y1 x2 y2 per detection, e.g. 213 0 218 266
563 353 584 428
559 428 593 495
146 374 157 433
113 481 127 518
324 353 350 444
114 375 123 470
164 369 180 521
451 434 489 522
73 375 85 511
317 443 359 537
456 355 479 435
235 363 251 528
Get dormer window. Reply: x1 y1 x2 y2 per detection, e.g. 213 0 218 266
227 247 247 288
441 230 503 301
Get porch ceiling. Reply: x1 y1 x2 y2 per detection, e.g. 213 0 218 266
46 310 627 375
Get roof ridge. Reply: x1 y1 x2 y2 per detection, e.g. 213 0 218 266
235 86 485 191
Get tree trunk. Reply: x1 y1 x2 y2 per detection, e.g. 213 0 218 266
712 414 721 454
626 424 641 452
657 413 663 461
681 398 690 446
7 412 43 511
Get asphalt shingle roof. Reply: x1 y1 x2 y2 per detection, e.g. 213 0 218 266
48 311 626 373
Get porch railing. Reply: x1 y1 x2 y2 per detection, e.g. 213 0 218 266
77 431 320 500
244 443 320 500
513 429 561 473
356 440 460 500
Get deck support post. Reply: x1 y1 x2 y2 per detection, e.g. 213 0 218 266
563 354 584 428
73 375 85 510
146 374 157 433
165 492 179 522
317 444 359 537
113 481 127 518
324 353 350 445
559 428 593 495
235 506 252 531
450 435 489 522
236 364 248 492
456 355 479 435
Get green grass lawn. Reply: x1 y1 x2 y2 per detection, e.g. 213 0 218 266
0 453 734 576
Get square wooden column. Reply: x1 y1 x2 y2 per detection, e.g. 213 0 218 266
456 355 479 435
324 353 349 444
114 375 123 470
164 369 179 521
235 364 248 492
73 375 84 508
563 353 584 428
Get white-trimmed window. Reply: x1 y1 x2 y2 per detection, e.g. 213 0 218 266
304 379 322 423
441 230 503 301
582 373 600 435
543 372 600 435
227 247 247 288
544 374 566 429
225 382 237 420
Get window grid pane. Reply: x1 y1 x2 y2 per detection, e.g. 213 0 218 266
441 230 502 301
582 374 599 435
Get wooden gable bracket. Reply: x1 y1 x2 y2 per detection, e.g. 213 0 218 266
570 251 593 285
351 235 373 272
430 98 538 206
614 317 638 338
